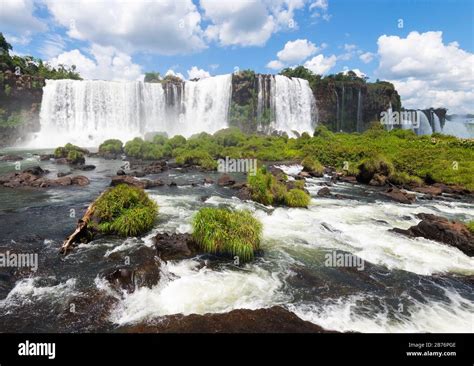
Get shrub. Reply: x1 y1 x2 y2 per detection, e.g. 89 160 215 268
192 208 262 262
389 172 423 186
67 149 85 165
466 221 474 234
301 156 324 175
167 135 187 149
175 149 216 170
124 138 164 160
247 167 274 205
99 139 123 155
94 184 158 237
284 189 311 208
55 143 87 163
357 155 394 184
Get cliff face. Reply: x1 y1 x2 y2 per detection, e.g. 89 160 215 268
0 71 44 146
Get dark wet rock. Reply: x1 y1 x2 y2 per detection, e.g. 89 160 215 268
61 289 119 332
153 233 200 261
297 171 312 179
116 169 126 176
381 187 416 204
432 183 471 196
412 185 443 196
74 164 96 171
357 160 392 184
0 155 23 161
392 213 474 256
217 174 235 186
131 170 146 177
230 182 246 190
105 245 162 293
23 166 46 176
39 154 53 161
168 181 177 187
110 175 163 189
338 175 357 184
57 171 72 178
369 173 387 187
0 166 89 188
142 161 167 174
55 157 69 164
116 306 336 333
317 187 331 197
203 177 214 184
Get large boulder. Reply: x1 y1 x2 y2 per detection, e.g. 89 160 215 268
116 306 337 333
110 175 163 189
392 213 474 256
153 233 200 261
381 187 416 204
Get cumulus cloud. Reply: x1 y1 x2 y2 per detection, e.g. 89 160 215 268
342 67 367 78
48 45 143 81
359 51 375 64
187 66 211 80
267 38 321 70
304 54 337 74
165 69 185 80
0 0 47 43
44 0 206 55
200 0 308 47
309 0 331 21
376 31 474 113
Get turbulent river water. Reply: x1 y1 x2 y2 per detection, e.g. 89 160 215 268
0 150 473 333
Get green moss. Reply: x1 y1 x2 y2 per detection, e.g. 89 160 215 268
192 208 262 262
67 149 85 165
54 143 87 163
284 189 311 208
94 184 157 237
124 138 164 160
99 139 123 155
175 149 216 170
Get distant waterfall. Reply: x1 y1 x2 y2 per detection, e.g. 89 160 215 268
33 75 232 147
272 75 317 136
415 110 433 135
431 112 442 133
356 88 362 132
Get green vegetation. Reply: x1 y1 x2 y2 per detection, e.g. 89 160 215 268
301 156 324 175
124 137 165 160
247 167 311 207
98 139 123 155
356 155 394 184
466 221 474 234
54 143 88 164
175 149 216 170
284 189 311 208
94 184 158 237
192 207 262 262
388 172 423 186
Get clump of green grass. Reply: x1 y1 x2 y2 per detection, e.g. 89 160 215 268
247 167 274 205
284 188 311 208
94 184 158 237
301 156 324 176
357 155 394 184
192 208 262 262
466 221 474 234
389 172 423 186
124 137 165 160
55 143 88 164
175 149 216 170
99 139 123 155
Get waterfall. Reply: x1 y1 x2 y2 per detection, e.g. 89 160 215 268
32 75 232 147
256 74 276 132
442 120 473 138
431 111 442 133
272 75 317 136
356 88 362 132
415 111 433 135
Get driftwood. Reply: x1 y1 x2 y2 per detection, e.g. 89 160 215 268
60 191 105 254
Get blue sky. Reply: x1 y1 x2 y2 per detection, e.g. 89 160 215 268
1 0 473 112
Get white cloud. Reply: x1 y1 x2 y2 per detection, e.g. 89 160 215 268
200 0 307 47
0 0 47 43
277 39 318 63
309 0 331 21
266 60 285 70
165 69 185 80
48 45 143 81
303 54 337 74
376 31 474 113
44 0 206 55
39 34 66 59
187 66 210 80
359 51 375 64
267 38 321 70
342 67 366 78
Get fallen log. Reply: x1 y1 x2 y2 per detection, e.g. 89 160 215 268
60 191 104 254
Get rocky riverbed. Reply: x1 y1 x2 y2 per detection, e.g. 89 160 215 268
0 148 473 333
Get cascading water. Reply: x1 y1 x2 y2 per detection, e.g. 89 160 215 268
431 111 442 133
272 75 317 136
356 88 362 132
415 110 433 135
32 75 233 147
